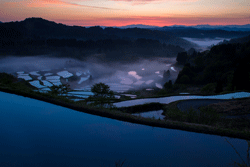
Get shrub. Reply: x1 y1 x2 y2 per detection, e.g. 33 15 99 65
0 72 17 85
180 75 190 84
166 108 184 121
199 106 221 125
200 83 216 94
87 82 115 108
186 107 198 123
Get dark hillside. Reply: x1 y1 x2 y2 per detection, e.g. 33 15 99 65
153 27 250 39
174 40 250 93
0 18 191 61
103 27 194 48
1 17 195 49
228 35 250 44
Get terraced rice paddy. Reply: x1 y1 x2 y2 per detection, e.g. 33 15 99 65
13 60 178 100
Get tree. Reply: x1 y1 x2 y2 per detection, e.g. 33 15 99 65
91 82 114 98
89 82 115 108
164 80 173 90
232 60 250 91
0 72 17 85
50 84 70 95
215 80 223 93
200 83 216 94
163 70 170 80
180 75 190 84
175 65 196 84
176 52 188 64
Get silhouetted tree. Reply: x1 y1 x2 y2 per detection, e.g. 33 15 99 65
215 80 223 93
89 82 115 108
232 60 250 91
164 80 173 90
176 52 188 64
50 84 70 95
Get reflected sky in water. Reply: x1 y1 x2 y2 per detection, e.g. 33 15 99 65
114 92 250 107
0 91 248 167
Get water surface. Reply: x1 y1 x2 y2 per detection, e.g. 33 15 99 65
114 92 250 107
0 91 248 167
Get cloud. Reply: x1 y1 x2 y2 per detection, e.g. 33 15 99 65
110 0 200 5
6 0 123 10
67 15 250 26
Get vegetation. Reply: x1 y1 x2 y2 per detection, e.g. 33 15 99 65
1 36 250 140
0 17 191 60
0 74 250 139
50 84 70 95
164 106 221 125
176 52 188 65
163 100 250 135
170 40 250 95
200 83 216 94
85 82 116 108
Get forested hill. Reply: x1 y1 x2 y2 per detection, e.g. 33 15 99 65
174 39 250 93
153 27 250 39
0 18 189 61
227 35 250 44
0 17 194 49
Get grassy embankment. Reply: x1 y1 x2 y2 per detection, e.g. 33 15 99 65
1 72 250 140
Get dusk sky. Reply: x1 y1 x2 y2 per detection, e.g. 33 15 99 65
1 0 249 27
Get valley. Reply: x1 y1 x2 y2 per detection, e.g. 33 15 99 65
1 17 250 167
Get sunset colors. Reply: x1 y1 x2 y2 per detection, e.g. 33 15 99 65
1 0 250 27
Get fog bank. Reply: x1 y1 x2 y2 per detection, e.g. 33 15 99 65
0 55 179 92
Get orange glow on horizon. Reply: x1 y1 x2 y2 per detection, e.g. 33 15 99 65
54 15 250 27
1 0 249 27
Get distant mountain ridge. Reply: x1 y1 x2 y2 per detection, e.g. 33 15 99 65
118 24 250 31
154 27 250 39
0 17 195 49
192 24 250 31
116 24 250 39
117 24 158 29
0 17 193 61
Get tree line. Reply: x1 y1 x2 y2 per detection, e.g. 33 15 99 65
171 41 250 93
0 37 184 61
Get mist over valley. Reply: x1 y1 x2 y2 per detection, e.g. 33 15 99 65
0 55 179 97
1 0 250 165
1 18 250 99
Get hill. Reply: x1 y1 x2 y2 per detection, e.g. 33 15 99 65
0 17 195 49
228 35 250 44
153 27 250 39
0 18 191 61
173 39 250 93
116 24 250 38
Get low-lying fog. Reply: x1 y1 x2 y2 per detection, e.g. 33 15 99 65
0 56 179 93
182 37 230 50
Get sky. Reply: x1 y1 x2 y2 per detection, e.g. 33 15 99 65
0 0 249 27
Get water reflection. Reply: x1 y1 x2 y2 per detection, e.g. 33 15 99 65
0 91 248 167
114 92 250 107
132 110 165 120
